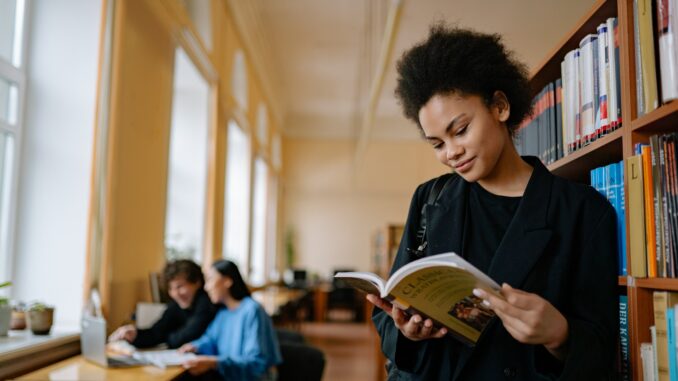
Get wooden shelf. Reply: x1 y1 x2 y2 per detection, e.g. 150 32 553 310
546 128 624 182
635 278 678 291
529 0 617 96
631 100 678 134
619 276 627 286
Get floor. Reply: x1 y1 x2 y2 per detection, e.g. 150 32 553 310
300 322 381 381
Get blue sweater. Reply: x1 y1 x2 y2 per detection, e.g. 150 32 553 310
191 296 282 380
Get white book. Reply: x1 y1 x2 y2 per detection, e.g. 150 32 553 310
560 58 570 157
597 23 610 135
652 325 660 381
579 34 597 145
642 341 657 381
573 48 582 150
658 0 678 102
606 17 620 128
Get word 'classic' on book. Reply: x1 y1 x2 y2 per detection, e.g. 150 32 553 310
334 252 501 345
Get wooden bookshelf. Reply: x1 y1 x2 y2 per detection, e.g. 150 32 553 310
532 0 678 378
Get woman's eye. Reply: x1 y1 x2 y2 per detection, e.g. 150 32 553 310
455 126 468 136
432 142 443 150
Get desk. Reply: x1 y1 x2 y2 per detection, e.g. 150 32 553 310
252 287 305 317
14 356 185 381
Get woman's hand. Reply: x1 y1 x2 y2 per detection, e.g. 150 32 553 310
182 356 218 376
366 294 447 342
178 343 197 353
107 324 137 343
473 284 569 359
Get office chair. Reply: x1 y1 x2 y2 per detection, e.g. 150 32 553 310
277 342 325 381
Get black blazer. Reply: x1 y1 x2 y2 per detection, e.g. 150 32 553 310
373 156 618 381
133 289 216 349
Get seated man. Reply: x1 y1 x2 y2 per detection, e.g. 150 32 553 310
109 259 216 349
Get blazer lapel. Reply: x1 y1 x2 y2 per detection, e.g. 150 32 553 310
487 157 554 288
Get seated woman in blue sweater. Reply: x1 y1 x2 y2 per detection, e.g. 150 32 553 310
178 260 282 381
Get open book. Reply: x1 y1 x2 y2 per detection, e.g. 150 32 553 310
335 252 501 345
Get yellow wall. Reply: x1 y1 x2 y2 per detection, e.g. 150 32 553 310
282 138 448 279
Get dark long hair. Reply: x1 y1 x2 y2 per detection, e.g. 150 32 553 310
212 260 251 300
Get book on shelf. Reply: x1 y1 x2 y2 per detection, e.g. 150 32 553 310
619 295 631 381
652 291 678 380
628 155 648 277
590 161 626 276
334 252 500 345
636 0 660 114
642 144 658 277
657 0 678 103
641 340 657 381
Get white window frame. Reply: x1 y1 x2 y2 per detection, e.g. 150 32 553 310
0 0 29 284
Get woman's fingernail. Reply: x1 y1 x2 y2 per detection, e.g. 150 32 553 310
472 288 486 298
482 300 491 308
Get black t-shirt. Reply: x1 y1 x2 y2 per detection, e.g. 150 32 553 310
464 182 522 273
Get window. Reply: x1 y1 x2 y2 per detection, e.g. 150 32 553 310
0 0 25 283
165 48 210 263
223 120 251 271
180 0 212 52
256 103 268 148
271 133 282 170
250 157 268 285
232 50 248 111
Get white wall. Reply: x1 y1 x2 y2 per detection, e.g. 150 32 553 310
283 138 448 280
12 0 102 328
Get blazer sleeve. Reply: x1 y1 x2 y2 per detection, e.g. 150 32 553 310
165 293 215 349
542 203 619 380
371 182 435 373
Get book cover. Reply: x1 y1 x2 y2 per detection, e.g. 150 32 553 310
652 291 678 380
335 252 500 345
597 23 610 136
641 341 657 381
651 135 667 277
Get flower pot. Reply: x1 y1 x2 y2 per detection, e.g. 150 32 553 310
0 305 10 336
27 307 54 335
10 309 26 330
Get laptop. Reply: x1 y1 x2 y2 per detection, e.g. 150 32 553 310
81 315 145 368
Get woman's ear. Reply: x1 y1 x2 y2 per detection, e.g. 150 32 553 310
223 276 234 289
492 91 511 123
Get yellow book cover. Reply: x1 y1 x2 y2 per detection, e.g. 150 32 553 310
335 252 501 345
627 155 648 277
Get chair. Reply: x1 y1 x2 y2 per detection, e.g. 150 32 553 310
326 269 363 322
277 342 325 381
275 328 305 344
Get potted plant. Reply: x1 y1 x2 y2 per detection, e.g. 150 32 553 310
11 302 26 330
27 302 54 335
0 281 11 336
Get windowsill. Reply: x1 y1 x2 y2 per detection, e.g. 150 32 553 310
0 327 79 361
0 327 80 379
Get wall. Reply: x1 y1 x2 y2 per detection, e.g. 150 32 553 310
12 0 102 327
283 137 448 279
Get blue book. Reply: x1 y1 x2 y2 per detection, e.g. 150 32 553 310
669 307 677 380
619 295 630 380
618 161 627 276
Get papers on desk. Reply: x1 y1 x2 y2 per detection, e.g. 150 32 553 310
133 350 196 369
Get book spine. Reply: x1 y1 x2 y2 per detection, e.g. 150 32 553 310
606 17 620 129
628 155 648 277
652 135 667 277
652 325 660 381
555 79 563 160
619 295 631 380
620 161 628 276
643 145 659 277
635 0 646 116
597 24 609 136
638 0 660 112
657 0 678 102
641 341 656 381
653 292 670 380
579 34 598 145
669 307 678 380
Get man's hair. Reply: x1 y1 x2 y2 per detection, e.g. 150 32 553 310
163 259 205 287
394 23 532 136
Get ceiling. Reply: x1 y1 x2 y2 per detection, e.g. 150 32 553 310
234 0 597 141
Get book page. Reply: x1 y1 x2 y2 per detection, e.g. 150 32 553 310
334 272 385 296
389 266 496 344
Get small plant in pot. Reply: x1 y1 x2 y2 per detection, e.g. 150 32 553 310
27 302 54 335
11 302 27 330
0 281 12 336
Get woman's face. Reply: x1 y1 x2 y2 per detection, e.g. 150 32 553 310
418 92 511 183
167 276 202 309
204 267 231 304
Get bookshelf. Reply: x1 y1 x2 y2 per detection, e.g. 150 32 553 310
530 0 678 379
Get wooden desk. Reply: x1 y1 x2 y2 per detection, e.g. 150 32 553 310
252 287 305 317
14 355 185 381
